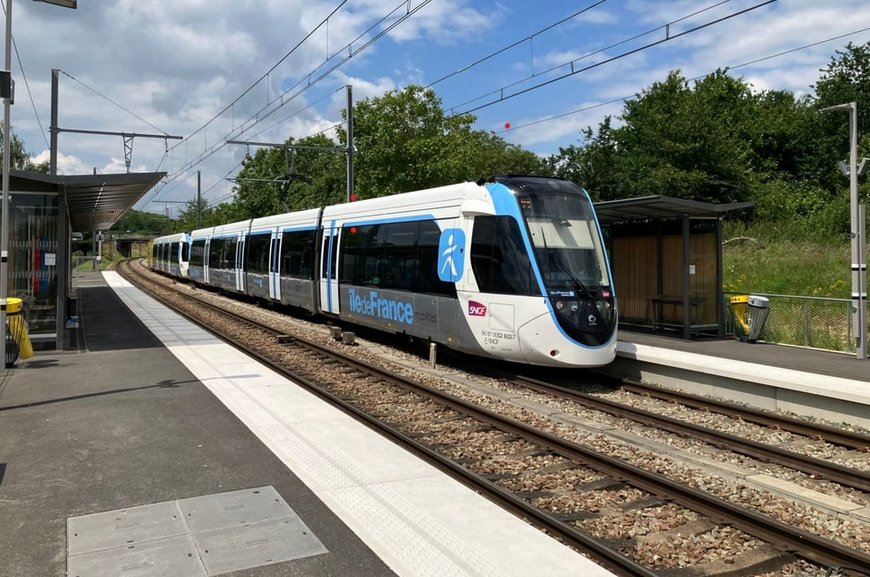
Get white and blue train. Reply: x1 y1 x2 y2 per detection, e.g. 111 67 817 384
151 176 617 367
150 232 190 278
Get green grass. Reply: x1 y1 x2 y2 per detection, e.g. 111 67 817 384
722 221 864 352
723 222 851 298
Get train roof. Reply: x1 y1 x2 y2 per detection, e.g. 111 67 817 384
322 181 487 220
153 232 190 243
250 208 322 231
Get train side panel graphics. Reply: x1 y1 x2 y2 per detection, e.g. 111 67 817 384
159 177 616 368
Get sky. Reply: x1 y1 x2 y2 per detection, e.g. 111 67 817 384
9 0 870 220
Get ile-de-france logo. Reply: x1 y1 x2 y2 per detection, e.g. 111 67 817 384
438 228 465 282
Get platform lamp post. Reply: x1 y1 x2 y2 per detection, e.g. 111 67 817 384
1 0 77 369
822 102 868 360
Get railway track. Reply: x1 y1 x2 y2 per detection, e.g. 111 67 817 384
618 381 870 452
118 259 870 576
509 375 870 492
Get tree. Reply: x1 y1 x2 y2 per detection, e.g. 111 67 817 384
109 209 174 235
336 85 473 198
547 116 625 201
616 70 757 203
232 133 347 218
811 41 870 201
1 126 35 170
337 85 547 199
176 195 212 231
813 42 870 134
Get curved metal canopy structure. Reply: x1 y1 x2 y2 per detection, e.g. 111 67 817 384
10 169 165 230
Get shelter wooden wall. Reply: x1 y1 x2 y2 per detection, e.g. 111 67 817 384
612 235 657 320
611 230 718 328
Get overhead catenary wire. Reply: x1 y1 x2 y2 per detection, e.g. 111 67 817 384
163 0 433 181
144 0 434 209
448 0 778 115
59 70 171 136
426 0 611 89
426 0 736 113
495 24 870 136
147 0 865 213
166 0 351 158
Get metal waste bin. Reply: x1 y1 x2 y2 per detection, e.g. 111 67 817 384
747 295 770 343
729 295 750 339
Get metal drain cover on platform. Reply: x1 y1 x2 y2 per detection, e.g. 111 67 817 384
67 486 327 576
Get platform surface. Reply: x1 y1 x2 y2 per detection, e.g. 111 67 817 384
0 271 612 577
617 329 870 409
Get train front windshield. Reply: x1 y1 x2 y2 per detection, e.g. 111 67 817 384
518 187 616 344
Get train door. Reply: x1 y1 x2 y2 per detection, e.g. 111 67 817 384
269 230 281 301
319 221 340 315
235 234 246 292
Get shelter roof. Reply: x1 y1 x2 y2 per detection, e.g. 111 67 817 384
594 195 752 223
10 170 165 231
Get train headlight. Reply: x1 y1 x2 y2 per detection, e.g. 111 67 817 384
596 299 613 323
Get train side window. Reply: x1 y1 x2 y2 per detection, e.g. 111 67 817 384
209 238 225 269
181 242 190 263
190 240 205 267
471 216 538 296
321 232 340 281
270 235 280 274
227 238 239 269
384 221 418 290
280 230 316 279
339 225 367 285
246 234 270 274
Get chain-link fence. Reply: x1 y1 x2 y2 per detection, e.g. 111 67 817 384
725 292 866 354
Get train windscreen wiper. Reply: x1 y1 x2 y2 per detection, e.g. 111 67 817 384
540 230 593 299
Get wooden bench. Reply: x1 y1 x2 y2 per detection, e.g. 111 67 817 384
648 294 702 332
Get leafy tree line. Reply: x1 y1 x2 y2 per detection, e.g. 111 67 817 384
160 42 870 244
173 85 547 230
551 43 870 241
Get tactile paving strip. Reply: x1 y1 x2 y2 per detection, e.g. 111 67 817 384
67 486 327 577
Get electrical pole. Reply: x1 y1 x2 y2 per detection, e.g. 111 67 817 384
822 102 867 359
197 170 202 228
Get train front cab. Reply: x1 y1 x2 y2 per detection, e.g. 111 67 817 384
151 233 190 278
473 177 617 366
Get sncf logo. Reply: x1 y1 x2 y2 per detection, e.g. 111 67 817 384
468 301 487 317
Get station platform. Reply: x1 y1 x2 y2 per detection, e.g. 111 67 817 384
0 271 611 577
609 328 870 430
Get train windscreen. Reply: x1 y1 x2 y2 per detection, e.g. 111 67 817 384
518 187 615 342
519 190 610 292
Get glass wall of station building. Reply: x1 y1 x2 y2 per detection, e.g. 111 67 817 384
6 190 59 345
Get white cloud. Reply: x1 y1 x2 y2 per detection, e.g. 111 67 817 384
11 0 870 213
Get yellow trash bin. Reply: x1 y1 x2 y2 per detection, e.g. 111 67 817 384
6 297 33 363
729 295 750 340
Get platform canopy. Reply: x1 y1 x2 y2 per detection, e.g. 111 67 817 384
594 195 753 223
10 169 165 230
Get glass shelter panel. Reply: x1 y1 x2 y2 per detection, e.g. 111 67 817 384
9 192 59 338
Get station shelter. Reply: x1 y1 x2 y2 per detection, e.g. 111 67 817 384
594 195 752 339
4 169 164 350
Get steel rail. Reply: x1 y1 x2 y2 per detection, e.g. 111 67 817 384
512 376 870 493
618 381 870 452
121 261 870 574
406 378 870 574
117 261 656 577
